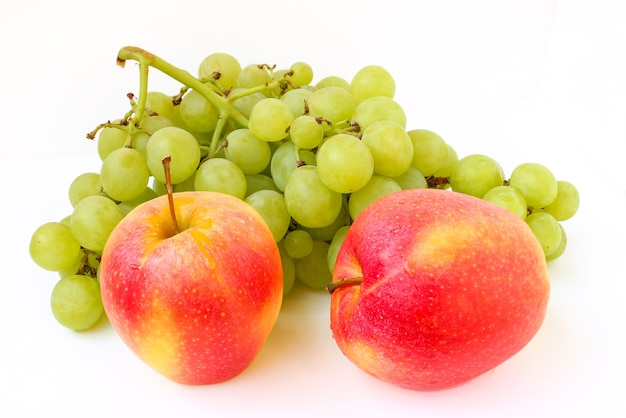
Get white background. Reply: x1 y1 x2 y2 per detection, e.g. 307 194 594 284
1 0 625 416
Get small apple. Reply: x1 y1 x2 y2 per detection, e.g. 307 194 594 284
328 188 550 391
99 186 283 385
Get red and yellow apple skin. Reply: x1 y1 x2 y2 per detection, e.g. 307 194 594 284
329 188 550 391
100 191 283 385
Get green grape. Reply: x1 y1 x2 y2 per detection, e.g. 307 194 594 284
349 65 395 103
117 187 158 215
30 222 83 272
138 114 173 134
483 185 528 219
306 86 356 128
68 172 103 207
348 175 401 220
432 144 459 178
316 133 374 193
525 212 562 257
508 162 558 209
392 166 428 190
327 225 350 273
408 129 449 176
230 89 266 118
244 189 291 242
50 274 103 331
178 89 219 133
248 98 294 142
315 75 349 90
284 165 343 228
352 96 406 132
362 120 414 177
100 147 150 202
545 224 567 261
58 255 83 279
195 157 247 199
224 128 271 174
284 229 314 259
295 239 333 289
301 205 349 242
198 52 241 90
173 172 196 192
144 91 175 118
288 61 314 86
449 154 505 198
280 88 312 118
277 240 296 297
289 115 324 150
146 126 201 184
237 63 272 89
97 124 129 161
541 180 580 221
270 141 316 191
244 173 280 197
70 195 124 254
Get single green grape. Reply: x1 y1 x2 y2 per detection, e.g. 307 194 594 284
362 120 414 177
230 89 266 118
237 64 272 89
290 115 324 150
248 98 293 142
280 88 313 118
316 133 374 193
307 86 356 128
144 91 175 118
432 144 459 178
294 239 333 289
97 124 128 161
198 52 241 90
525 212 562 257
284 229 314 259
195 157 247 200
352 96 406 132
449 154 505 198
70 195 124 254
146 126 201 185
178 89 219 133
508 162 558 209
100 147 150 202
408 129 449 176
349 65 395 103
50 274 103 331
244 173 280 197
288 61 314 86
138 115 173 134
244 190 291 242
541 180 580 221
483 185 528 219
30 222 83 272
224 128 271 174
348 175 401 220
545 224 568 261
392 166 428 190
284 165 343 229
68 172 103 207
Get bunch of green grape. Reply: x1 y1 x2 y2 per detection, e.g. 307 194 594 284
29 47 580 331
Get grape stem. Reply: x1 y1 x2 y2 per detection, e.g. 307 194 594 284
326 277 363 294
162 156 181 234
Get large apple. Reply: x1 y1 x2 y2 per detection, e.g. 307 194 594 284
328 188 550 391
99 191 283 385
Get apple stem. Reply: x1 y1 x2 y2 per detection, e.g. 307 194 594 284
162 155 181 234
326 277 363 294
